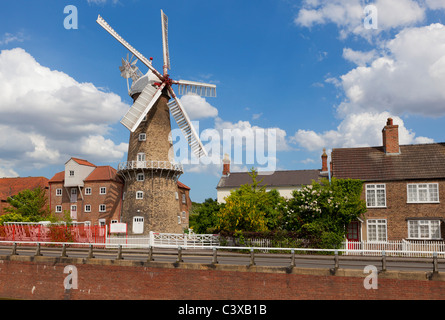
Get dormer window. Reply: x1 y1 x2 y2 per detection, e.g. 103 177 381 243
69 170 75 177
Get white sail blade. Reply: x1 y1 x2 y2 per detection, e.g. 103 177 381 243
167 87 207 158
121 84 165 132
161 10 171 73
96 15 164 81
175 80 217 98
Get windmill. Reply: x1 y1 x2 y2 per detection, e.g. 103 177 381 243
96 10 217 235
97 10 216 159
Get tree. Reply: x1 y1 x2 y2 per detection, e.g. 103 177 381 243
216 168 286 232
189 198 223 234
283 178 366 248
1 187 52 224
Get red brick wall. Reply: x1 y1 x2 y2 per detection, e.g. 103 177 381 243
0 257 444 300
49 181 123 225
362 180 445 240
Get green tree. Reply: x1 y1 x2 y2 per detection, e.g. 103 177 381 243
216 168 286 232
189 198 223 234
1 186 53 224
283 178 366 248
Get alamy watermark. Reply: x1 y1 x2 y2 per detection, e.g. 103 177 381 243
64 5 78 30
170 124 278 173
64 265 78 290
364 5 378 30
363 265 378 290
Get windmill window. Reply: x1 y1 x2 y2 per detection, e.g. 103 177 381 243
136 191 144 199
139 133 146 141
137 173 145 181
137 153 146 162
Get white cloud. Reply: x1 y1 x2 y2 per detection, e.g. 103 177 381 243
291 112 433 152
0 32 25 46
179 94 218 120
337 24 445 117
342 48 377 66
0 48 129 173
295 0 430 40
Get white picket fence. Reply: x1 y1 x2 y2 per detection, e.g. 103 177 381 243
343 239 445 257
105 232 445 257
105 231 220 249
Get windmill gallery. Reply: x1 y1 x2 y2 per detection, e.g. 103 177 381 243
96 11 217 235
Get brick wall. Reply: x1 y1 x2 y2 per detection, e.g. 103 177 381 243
0 256 444 301
363 179 445 240
49 180 123 225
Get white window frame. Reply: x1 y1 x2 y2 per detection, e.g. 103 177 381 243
137 153 146 162
182 193 186 204
55 205 62 213
407 183 439 203
367 219 387 242
139 133 146 141
408 220 441 240
136 191 144 200
56 188 62 196
137 173 145 181
85 187 92 195
84 204 91 213
100 187 107 195
99 204 106 212
366 184 386 208
69 170 75 177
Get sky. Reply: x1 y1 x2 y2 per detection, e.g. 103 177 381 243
1 0 445 202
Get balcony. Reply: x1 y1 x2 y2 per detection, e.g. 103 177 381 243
117 161 184 181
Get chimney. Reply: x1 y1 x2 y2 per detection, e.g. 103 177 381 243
321 148 328 172
382 118 400 154
222 153 230 176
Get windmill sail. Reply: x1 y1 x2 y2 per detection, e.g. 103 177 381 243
161 10 171 72
97 15 164 81
167 87 207 158
121 83 165 132
176 80 217 98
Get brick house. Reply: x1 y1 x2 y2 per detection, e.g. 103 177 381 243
0 177 49 215
216 152 329 203
331 118 445 242
177 181 192 229
48 158 124 226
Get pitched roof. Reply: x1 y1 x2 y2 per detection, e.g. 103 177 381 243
331 143 445 181
70 158 96 167
217 170 324 189
49 166 123 184
85 166 121 182
177 181 190 190
0 177 49 200
48 171 64 183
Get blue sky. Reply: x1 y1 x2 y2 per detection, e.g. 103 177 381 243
1 0 445 202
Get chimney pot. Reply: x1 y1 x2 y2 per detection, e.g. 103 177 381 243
222 153 230 176
382 118 400 154
321 148 328 172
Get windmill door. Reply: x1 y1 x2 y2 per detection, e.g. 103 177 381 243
132 216 144 234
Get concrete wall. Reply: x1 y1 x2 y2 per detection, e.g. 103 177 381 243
0 255 444 300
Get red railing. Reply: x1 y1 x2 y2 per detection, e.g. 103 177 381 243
0 225 106 244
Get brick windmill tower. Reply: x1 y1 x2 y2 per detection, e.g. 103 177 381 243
97 11 216 235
